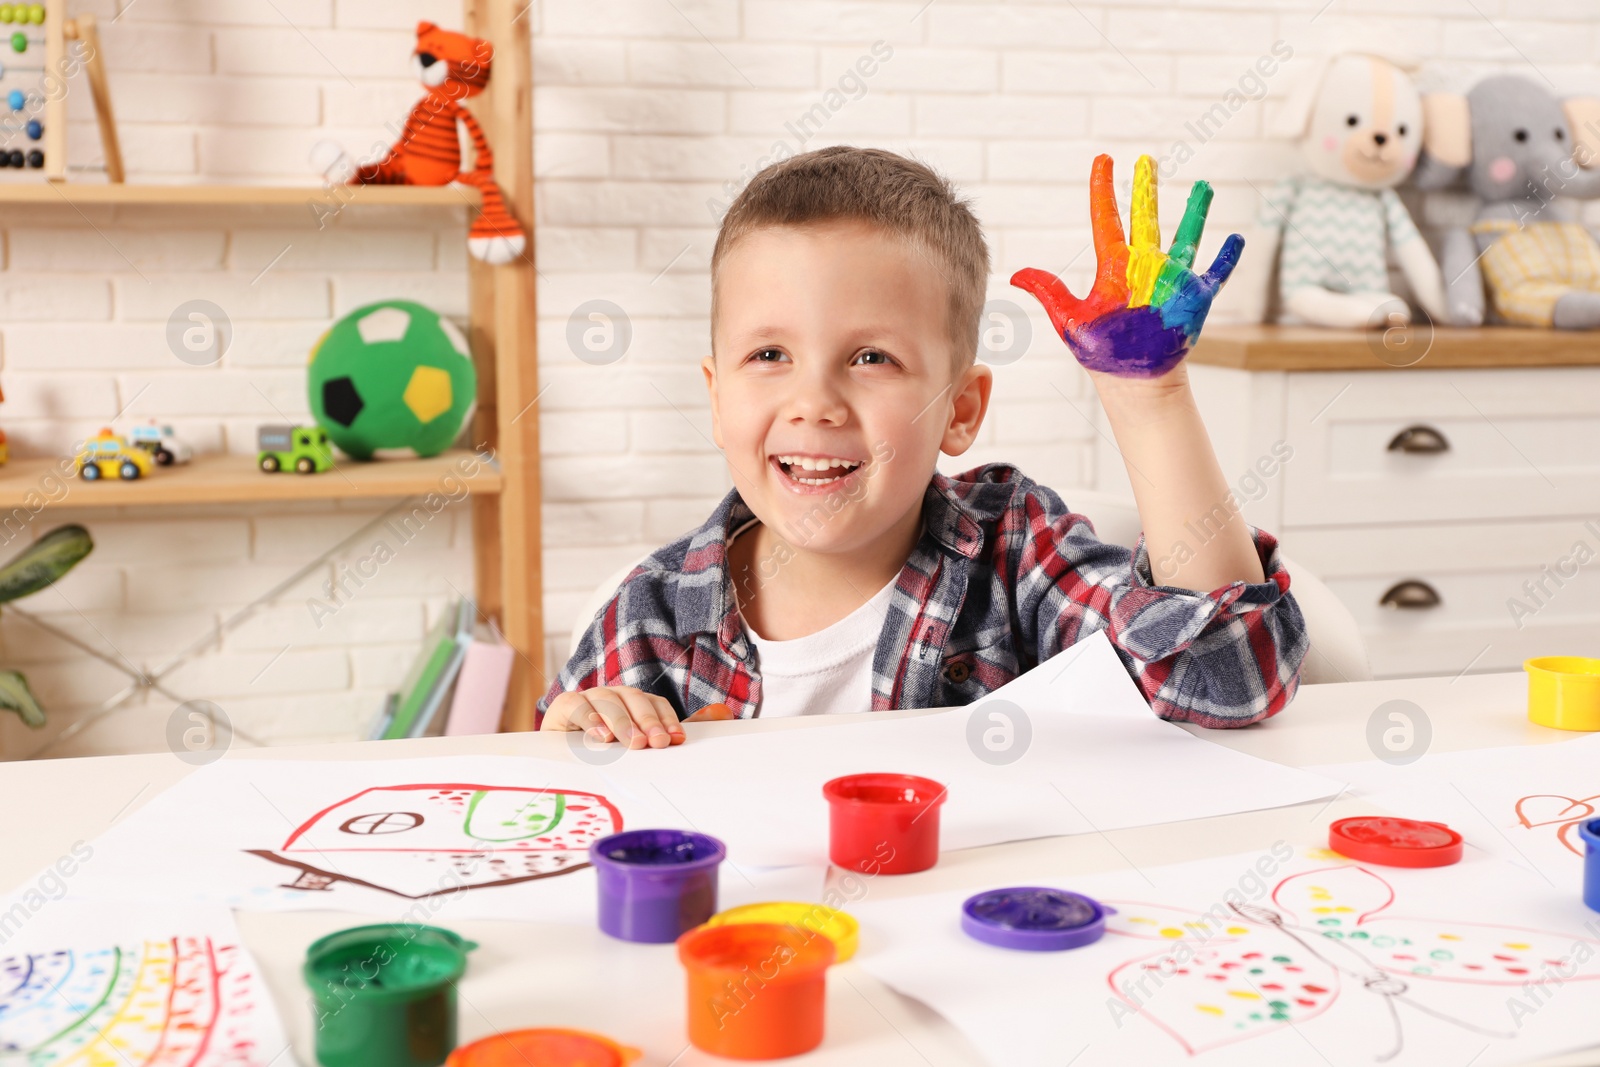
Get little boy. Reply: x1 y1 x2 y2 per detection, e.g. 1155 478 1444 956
539 146 1306 747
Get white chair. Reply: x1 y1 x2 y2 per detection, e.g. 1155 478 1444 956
568 494 1369 685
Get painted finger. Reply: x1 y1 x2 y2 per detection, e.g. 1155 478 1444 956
644 693 682 748
1010 267 1084 338
1088 154 1125 266
1167 180 1214 271
1130 154 1160 251
1124 156 1168 307
684 702 736 722
1201 232 1246 290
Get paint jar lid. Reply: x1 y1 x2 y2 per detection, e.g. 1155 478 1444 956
1328 816 1463 867
446 1028 640 1067
701 902 859 963
961 887 1112 951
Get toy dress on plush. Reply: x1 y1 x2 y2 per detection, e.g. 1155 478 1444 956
310 21 526 265
1259 54 1446 328
1413 75 1600 329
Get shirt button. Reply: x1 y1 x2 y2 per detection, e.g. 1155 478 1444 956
944 661 971 684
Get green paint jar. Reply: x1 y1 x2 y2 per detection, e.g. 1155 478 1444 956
303 923 477 1067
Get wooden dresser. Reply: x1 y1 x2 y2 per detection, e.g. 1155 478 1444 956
1093 326 1600 679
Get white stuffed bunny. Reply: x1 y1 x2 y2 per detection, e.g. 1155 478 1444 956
1258 53 1447 328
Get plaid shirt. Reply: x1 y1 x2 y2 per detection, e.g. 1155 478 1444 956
539 463 1307 729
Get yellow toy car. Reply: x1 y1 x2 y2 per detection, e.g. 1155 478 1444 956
76 428 154 481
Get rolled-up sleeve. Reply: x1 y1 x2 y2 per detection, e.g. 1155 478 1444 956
1010 483 1307 728
1111 530 1307 727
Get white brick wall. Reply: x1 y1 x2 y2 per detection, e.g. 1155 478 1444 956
0 0 1590 756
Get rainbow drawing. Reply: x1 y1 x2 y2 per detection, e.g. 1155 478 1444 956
0 935 278 1065
1012 154 1244 378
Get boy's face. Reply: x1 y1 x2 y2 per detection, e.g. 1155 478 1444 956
704 220 991 556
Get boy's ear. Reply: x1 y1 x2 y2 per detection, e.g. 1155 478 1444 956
940 362 992 457
701 355 724 450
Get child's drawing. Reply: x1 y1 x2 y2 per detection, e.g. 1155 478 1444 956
247 784 623 899
1514 793 1599 857
1106 865 1600 1061
0 935 271 1065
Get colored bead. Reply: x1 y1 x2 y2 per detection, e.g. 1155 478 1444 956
26 3 42 23
25 148 41 168
0 153 10 168
10 31 25 52
6 88 22 111
0 6 13 23
7 149 22 168
24 118 38 139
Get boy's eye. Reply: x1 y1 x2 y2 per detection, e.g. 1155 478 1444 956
852 349 891 366
750 348 788 363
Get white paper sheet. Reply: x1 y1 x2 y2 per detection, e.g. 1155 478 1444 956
44 755 821 924
850 845 1600 1067
1314 733 1600 887
615 632 1344 866
0 900 299 1066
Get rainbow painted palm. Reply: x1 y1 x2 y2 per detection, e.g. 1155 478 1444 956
1012 154 1244 378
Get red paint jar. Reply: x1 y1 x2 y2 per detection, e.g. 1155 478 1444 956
822 773 946 875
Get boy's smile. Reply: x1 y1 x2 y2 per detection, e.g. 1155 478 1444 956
704 218 991 562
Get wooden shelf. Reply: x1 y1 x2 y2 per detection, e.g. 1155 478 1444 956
0 183 481 207
1191 324 1600 371
0 450 501 509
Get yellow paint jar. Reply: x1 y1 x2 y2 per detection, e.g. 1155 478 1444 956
1525 656 1600 731
699 901 859 963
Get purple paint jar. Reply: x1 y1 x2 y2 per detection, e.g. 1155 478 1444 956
590 829 726 943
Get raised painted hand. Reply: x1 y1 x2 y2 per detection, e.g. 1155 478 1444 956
1012 154 1244 378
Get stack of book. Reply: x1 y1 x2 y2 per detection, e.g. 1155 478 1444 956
368 596 515 740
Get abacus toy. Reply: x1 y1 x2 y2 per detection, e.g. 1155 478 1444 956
0 0 122 182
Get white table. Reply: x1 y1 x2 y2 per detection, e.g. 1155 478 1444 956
2 670 1594 1067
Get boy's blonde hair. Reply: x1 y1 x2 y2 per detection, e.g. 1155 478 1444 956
711 146 990 367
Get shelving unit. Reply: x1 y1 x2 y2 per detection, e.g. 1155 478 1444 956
1193 324 1600 370
15 2 545 734
0 184 482 207
0 451 502 508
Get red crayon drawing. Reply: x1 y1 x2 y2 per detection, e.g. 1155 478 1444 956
247 783 623 899
1514 793 1600 857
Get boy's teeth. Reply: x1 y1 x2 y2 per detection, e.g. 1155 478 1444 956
777 455 859 471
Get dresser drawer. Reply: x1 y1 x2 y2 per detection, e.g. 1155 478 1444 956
1281 369 1600 526
1284 518 1600 678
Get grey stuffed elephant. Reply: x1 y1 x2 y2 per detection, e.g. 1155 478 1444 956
1412 75 1600 328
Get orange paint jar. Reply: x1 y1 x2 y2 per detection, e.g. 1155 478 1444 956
677 922 835 1060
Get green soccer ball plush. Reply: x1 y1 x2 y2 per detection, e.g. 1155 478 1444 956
307 300 476 460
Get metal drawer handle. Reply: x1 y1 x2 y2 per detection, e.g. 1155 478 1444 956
1387 425 1450 454
1380 580 1442 610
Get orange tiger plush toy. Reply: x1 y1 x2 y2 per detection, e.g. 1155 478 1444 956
311 22 526 265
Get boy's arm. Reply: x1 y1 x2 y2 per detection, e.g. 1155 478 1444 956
1095 366 1262 592
1009 153 1306 724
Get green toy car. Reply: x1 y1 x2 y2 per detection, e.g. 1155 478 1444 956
257 424 333 474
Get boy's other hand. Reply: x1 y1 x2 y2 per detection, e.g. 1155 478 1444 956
541 685 686 748
1011 154 1243 379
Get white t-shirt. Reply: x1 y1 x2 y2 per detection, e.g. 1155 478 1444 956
732 522 898 718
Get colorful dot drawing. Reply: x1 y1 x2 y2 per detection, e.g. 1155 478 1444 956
245 783 625 900
1010 154 1244 379
0 937 269 1065
1101 864 1600 1059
